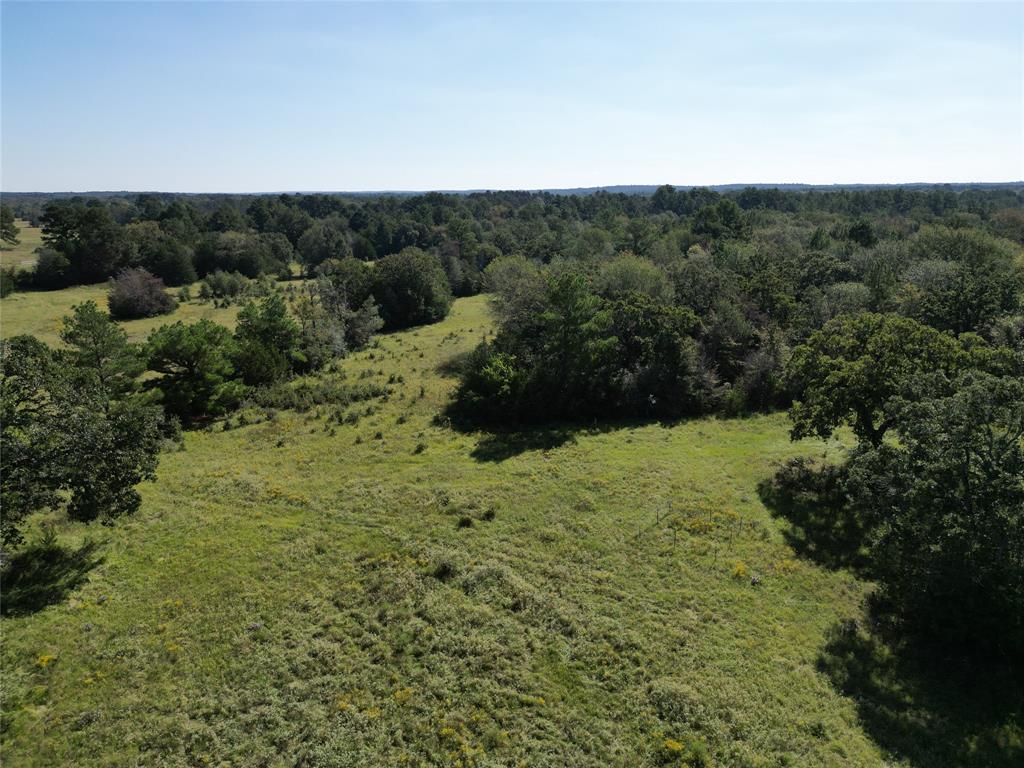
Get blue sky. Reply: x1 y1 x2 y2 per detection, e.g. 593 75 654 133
2 1 1021 192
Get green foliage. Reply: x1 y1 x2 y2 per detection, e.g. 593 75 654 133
206 203 247 233
483 254 547 329
0 267 16 297
596 253 674 303
692 198 748 241
62 394 164 523
845 372 1024 655
199 269 251 301
852 241 907 310
250 376 389 412
371 247 453 330
290 285 348 372
727 328 791 414
40 200 129 284
0 328 164 544
0 336 66 545
232 294 300 385
1 203 20 245
847 219 878 247
60 301 145 402
455 272 709 422
903 226 1022 333
317 257 373 308
125 221 197 286
194 231 285 278
31 247 71 289
145 319 246 422
297 218 352 274
787 313 964 446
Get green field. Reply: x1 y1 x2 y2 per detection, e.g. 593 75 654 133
1 284 242 346
1 295 1018 767
0 220 44 270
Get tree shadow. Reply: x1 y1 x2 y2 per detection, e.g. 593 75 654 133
448 414 678 463
757 457 870 572
819 617 1024 768
1 535 103 617
468 426 580 462
435 350 473 379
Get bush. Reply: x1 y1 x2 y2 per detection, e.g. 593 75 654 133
32 248 72 289
250 377 388 412
371 247 453 330
107 268 177 319
0 267 16 297
199 269 250 301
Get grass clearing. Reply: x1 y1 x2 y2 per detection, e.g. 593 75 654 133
1 295 1019 767
1 284 242 345
0 220 43 270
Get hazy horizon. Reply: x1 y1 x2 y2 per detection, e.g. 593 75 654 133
2 1 1022 192
3 181 1024 197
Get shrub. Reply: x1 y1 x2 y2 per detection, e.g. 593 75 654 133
32 247 71 289
0 267 16 297
250 377 388 412
371 247 453 330
199 269 250 300
107 268 176 320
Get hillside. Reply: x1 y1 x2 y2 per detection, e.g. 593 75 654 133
3 293 1017 767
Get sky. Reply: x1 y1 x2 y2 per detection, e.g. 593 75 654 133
1 1 1022 192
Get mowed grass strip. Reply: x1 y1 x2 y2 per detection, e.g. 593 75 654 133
1 295 1016 767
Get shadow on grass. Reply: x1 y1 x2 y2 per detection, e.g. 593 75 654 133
819 618 1024 768
435 350 473 379
443 411 678 463
757 457 870 572
468 426 581 462
1 535 103 617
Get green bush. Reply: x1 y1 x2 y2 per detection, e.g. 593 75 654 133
371 247 453 330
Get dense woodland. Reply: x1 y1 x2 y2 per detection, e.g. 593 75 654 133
2 184 1023 666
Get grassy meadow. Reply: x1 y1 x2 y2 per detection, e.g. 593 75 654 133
1 294 1020 767
1 283 242 346
0 220 43 270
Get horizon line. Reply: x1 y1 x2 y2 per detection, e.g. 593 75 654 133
4 180 1024 196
